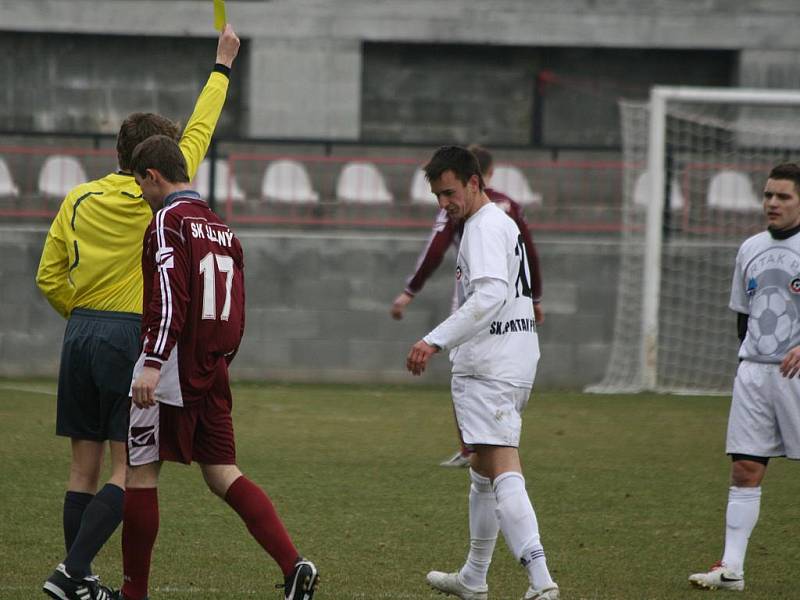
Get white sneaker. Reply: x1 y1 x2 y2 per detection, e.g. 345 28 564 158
439 451 471 468
426 571 487 600
523 583 560 599
689 561 744 591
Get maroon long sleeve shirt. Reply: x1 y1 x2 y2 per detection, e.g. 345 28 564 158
141 190 245 405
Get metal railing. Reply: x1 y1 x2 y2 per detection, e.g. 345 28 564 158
0 133 627 232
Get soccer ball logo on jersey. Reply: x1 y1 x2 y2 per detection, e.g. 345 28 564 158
748 285 798 356
790 276 800 294
455 266 462 281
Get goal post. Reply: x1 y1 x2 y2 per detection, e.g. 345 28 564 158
590 85 800 395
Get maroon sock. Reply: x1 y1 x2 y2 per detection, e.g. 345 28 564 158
225 476 299 576
121 488 159 600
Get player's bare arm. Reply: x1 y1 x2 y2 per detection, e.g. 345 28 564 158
406 339 439 376
533 302 544 325
779 346 800 378
216 24 240 67
391 291 414 320
131 366 161 409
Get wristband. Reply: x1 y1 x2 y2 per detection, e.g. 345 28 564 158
213 63 232 78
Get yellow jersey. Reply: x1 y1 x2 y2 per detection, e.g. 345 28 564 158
36 71 230 318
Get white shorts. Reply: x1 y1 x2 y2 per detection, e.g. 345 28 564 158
727 361 800 459
451 376 530 448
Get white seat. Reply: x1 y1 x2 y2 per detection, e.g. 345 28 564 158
490 165 542 206
633 171 685 210
336 161 393 204
409 168 437 205
707 170 761 212
192 159 246 202
0 157 19 197
261 159 319 203
38 155 87 197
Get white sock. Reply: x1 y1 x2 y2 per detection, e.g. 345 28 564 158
458 469 499 589
493 471 555 590
721 486 761 575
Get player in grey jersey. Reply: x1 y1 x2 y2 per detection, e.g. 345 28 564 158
689 163 800 592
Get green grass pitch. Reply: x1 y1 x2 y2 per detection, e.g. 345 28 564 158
1 379 799 599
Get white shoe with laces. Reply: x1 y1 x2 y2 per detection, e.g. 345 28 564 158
689 561 744 591
523 583 560 599
426 571 487 600
439 451 471 468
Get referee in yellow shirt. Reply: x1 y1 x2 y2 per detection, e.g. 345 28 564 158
37 25 240 600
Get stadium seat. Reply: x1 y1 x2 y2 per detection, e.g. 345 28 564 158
38 155 87 198
633 171 685 210
336 161 393 204
490 165 542 206
409 168 436 205
192 159 246 203
261 159 319 203
0 157 19 197
707 170 761 212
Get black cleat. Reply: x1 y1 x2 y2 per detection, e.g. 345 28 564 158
278 558 319 600
43 564 116 600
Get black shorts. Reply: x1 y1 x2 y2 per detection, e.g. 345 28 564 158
56 308 141 442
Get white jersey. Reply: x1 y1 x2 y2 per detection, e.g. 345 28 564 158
425 202 539 387
730 229 800 363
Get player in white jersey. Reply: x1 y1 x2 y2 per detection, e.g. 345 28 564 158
406 146 559 600
689 163 800 592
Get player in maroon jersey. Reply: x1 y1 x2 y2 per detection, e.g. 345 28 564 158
391 145 544 467
118 135 318 600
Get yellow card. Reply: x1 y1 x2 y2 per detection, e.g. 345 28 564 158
213 0 227 31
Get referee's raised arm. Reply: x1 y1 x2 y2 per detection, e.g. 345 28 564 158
178 24 240 181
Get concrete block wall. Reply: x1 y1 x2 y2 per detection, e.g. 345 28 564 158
1 1 800 141
0 226 619 389
0 227 65 375
361 43 540 145
362 44 736 146
0 32 242 135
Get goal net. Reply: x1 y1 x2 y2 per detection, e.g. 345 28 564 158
589 87 800 394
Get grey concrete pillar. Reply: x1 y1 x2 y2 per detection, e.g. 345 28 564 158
736 50 800 147
247 37 362 139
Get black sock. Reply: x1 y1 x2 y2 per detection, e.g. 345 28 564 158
63 491 94 553
64 484 124 579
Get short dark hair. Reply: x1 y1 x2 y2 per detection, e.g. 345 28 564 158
467 144 493 177
423 145 484 191
768 162 800 193
117 113 180 171
130 135 190 184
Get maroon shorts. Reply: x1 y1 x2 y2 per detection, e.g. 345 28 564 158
128 372 236 466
